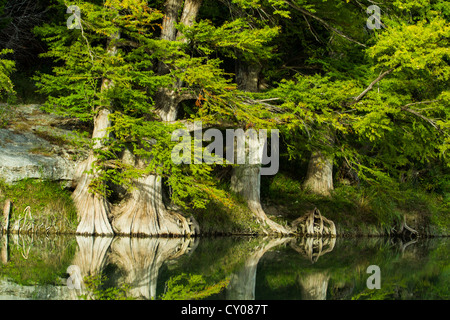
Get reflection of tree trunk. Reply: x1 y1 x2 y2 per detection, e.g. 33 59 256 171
69 236 113 299
109 237 197 300
226 238 290 300
303 132 335 197
1 234 7 264
298 272 330 300
231 63 290 235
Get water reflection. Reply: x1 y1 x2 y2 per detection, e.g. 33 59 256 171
0 234 448 300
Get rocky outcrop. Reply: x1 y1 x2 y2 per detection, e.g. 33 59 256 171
0 104 88 185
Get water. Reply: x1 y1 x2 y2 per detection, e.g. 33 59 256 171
0 234 448 300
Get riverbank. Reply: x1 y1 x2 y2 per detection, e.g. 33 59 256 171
0 105 448 237
1 177 448 237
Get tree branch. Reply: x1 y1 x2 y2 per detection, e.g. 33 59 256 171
349 67 396 106
283 0 367 47
400 100 445 134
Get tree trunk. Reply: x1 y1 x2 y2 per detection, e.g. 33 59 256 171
303 132 335 196
158 0 184 75
231 63 291 235
72 29 119 236
109 237 197 299
2 199 11 233
110 0 202 237
72 109 114 236
112 171 197 236
176 0 203 42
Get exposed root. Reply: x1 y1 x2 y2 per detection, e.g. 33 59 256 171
392 215 419 239
292 207 336 237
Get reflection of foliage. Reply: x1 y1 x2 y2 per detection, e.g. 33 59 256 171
160 273 229 300
0 236 76 286
79 274 134 300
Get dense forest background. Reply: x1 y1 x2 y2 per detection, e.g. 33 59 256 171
0 0 448 236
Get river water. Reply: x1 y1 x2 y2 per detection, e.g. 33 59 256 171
0 234 448 300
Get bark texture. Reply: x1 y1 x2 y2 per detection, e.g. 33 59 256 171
231 63 291 235
303 151 334 196
292 207 336 237
303 131 335 196
2 199 11 233
68 236 113 299
71 30 119 236
112 172 198 236
1 234 7 264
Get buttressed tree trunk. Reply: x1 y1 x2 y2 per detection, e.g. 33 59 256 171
72 33 119 236
303 131 335 196
111 0 202 236
231 63 291 235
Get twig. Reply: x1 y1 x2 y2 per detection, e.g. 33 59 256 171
283 0 367 47
349 67 396 105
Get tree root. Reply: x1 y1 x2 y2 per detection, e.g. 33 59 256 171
290 237 336 263
292 207 336 237
391 215 419 239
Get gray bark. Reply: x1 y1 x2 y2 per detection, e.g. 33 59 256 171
303 132 335 196
72 109 114 236
231 63 290 234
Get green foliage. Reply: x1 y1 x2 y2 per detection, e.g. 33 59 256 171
0 179 78 233
79 274 134 300
160 273 230 300
0 48 15 100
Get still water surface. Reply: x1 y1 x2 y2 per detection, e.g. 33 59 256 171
0 234 448 300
